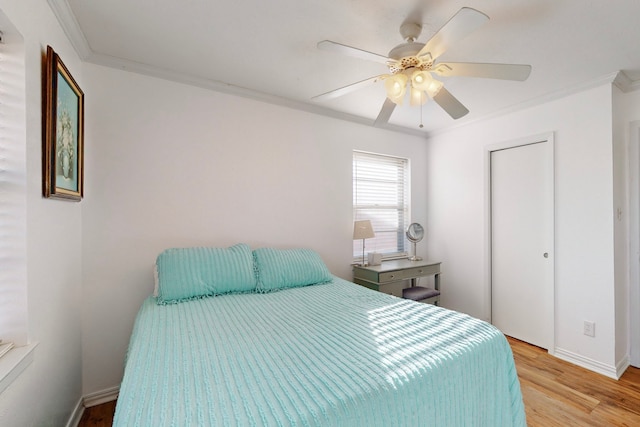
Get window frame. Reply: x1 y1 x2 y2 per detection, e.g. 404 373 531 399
352 150 410 262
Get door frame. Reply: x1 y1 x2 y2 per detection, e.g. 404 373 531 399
629 121 640 367
484 132 555 354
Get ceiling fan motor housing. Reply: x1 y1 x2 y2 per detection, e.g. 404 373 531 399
386 21 430 73
388 42 424 61
388 42 432 74
399 21 422 42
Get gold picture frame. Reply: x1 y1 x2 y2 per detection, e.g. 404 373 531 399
43 45 84 201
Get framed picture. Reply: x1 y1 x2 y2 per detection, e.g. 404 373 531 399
43 45 84 201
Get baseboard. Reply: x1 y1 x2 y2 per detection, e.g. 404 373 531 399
554 347 620 379
83 385 120 407
64 386 119 427
616 355 631 379
65 397 84 427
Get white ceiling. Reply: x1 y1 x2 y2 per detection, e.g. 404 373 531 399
50 0 640 136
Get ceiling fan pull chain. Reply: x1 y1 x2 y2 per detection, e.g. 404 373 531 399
419 93 424 128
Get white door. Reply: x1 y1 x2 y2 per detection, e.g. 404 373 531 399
491 141 553 350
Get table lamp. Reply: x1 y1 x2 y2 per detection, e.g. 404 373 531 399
353 220 375 266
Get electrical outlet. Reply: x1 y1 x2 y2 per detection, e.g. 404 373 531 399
584 321 596 337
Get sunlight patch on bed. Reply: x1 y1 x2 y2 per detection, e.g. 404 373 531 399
367 301 479 387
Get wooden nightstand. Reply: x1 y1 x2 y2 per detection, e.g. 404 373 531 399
352 259 441 299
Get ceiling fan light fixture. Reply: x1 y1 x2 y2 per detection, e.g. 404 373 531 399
425 78 444 98
425 79 444 98
411 70 431 90
314 7 531 126
411 70 443 97
384 73 408 105
410 87 427 107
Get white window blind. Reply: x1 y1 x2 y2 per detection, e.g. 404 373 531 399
353 151 409 259
0 24 28 349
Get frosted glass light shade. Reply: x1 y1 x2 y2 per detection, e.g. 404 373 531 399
425 79 444 97
384 74 408 105
411 70 431 90
411 70 444 97
410 87 428 107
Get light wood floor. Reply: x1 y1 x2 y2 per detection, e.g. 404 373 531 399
79 337 640 426
509 336 640 426
78 399 115 427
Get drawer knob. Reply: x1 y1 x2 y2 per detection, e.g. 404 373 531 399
418 269 423 273
389 274 394 279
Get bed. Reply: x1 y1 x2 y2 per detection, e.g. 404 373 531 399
113 245 526 426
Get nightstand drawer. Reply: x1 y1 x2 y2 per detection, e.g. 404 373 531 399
378 264 440 283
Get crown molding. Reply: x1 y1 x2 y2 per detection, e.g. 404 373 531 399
613 70 633 92
428 71 628 138
46 0 428 139
47 0 91 59
613 70 640 93
46 2 430 140
87 51 427 138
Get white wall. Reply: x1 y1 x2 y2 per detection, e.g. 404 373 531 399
426 83 623 374
0 1 84 426
80 63 429 395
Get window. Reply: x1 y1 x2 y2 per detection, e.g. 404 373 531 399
0 16 28 351
353 151 409 259
0 13 36 397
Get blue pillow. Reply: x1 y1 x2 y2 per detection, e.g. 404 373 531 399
253 248 332 292
156 244 256 304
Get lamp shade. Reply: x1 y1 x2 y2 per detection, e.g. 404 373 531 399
384 74 408 105
411 70 432 91
410 87 428 107
411 70 444 98
353 220 375 240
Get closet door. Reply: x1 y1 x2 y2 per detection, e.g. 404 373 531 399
491 141 553 350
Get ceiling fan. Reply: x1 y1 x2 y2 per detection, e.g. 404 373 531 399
313 7 532 127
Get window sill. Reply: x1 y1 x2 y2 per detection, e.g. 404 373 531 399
0 342 38 395
352 255 409 265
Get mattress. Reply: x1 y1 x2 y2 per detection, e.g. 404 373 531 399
114 277 526 426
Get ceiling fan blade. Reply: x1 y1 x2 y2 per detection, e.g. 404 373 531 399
374 98 397 126
433 87 469 119
433 62 532 81
317 40 390 65
312 76 380 102
418 7 489 61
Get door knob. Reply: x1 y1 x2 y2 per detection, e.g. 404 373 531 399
543 253 549 258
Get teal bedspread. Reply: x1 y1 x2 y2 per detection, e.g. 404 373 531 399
114 278 526 426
